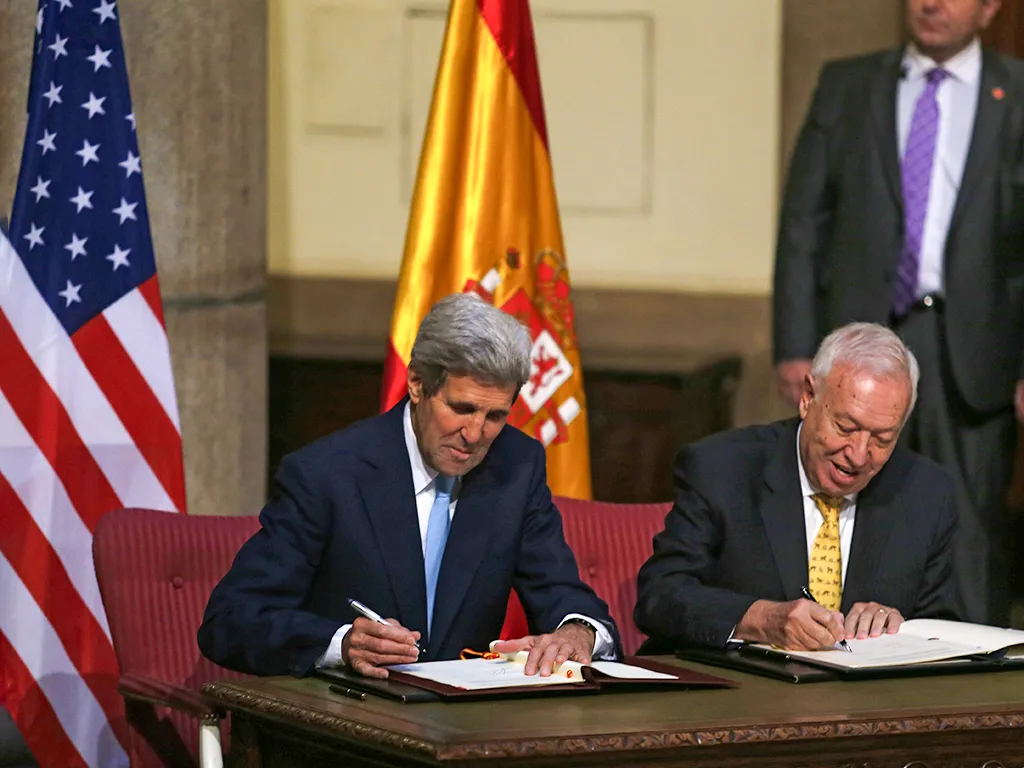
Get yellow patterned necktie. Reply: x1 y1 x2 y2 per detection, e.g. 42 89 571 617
808 493 843 610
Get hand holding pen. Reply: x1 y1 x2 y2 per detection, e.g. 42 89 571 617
344 598 421 678
348 599 422 651
800 587 853 652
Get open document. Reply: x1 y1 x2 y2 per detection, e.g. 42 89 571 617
749 619 1024 671
381 651 736 697
389 653 678 690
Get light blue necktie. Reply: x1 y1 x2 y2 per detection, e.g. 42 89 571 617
423 473 455 637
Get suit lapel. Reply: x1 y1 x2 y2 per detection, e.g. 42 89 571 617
426 458 497 656
870 51 904 209
761 420 809 601
950 50 1009 231
358 403 429 638
842 463 897 611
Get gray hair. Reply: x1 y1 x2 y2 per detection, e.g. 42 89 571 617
409 293 532 397
811 322 919 415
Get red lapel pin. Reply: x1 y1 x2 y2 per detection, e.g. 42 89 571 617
993 86 1005 100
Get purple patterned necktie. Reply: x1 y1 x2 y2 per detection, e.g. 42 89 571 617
894 67 950 318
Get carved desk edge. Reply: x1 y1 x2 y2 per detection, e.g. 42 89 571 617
201 680 1024 762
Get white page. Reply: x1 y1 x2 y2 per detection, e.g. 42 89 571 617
899 619 1024 656
589 661 677 680
756 633 981 669
387 657 584 690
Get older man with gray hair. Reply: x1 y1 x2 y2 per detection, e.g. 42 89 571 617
200 293 619 679
636 322 960 653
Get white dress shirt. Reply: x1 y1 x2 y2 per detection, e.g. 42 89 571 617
897 39 981 298
318 403 613 667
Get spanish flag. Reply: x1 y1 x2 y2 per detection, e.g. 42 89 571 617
382 0 591 500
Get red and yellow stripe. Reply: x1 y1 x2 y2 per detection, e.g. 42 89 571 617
382 0 591 499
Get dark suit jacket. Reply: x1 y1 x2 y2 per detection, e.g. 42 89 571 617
634 419 960 650
774 47 1024 412
198 401 618 676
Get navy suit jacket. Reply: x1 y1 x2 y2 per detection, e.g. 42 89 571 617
198 401 618 676
635 419 960 651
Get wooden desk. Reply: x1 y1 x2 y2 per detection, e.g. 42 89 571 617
203 658 1024 767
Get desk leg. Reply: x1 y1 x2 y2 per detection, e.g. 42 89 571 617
225 712 420 768
226 714 262 768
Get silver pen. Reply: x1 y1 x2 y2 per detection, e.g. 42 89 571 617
347 597 421 652
800 586 852 652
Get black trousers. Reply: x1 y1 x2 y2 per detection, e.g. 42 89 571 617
894 302 1017 626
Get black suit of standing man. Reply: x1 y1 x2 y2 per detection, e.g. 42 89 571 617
774 0 1024 624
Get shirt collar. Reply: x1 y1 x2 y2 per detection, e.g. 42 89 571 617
403 401 437 495
795 422 857 506
902 37 981 86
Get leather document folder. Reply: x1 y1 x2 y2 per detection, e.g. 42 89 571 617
320 656 735 702
675 647 838 683
318 667 441 703
677 645 1024 684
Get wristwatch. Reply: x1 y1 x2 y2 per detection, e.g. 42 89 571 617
559 617 597 634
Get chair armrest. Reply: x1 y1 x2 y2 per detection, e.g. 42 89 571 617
119 673 222 719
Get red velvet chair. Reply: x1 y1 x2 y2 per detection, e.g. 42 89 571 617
93 508 259 768
500 497 671 656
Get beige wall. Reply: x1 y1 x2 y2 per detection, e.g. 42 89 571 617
269 0 782 295
266 0 907 427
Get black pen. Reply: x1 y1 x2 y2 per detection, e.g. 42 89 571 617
327 684 367 701
347 597 422 652
800 586 853 652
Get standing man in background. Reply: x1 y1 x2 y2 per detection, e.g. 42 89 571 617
773 0 1024 624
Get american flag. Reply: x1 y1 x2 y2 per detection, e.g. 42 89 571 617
0 1 184 766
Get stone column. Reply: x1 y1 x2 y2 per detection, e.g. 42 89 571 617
0 1 267 518
0 4 34 201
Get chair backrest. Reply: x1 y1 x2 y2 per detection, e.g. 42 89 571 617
93 508 260 766
555 497 670 656
499 497 670 657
